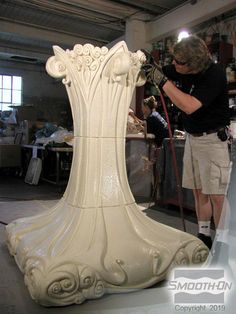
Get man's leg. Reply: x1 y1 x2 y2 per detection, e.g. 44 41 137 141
209 194 231 268
210 194 226 228
210 194 229 248
193 189 212 220
193 189 213 248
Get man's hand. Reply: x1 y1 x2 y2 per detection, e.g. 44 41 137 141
146 66 166 85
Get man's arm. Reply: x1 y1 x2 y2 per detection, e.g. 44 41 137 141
147 66 202 114
162 80 202 115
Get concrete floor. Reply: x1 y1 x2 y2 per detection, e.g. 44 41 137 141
0 173 235 314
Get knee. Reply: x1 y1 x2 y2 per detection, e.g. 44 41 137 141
210 194 225 207
193 189 209 203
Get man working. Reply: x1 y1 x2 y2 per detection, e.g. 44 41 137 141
147 35 231 249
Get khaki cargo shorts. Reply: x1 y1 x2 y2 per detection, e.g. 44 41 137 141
182 133 231 195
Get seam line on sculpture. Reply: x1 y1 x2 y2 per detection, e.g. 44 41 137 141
74 136 126 139
67 201 136 209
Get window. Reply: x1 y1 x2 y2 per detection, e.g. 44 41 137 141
0 75 22 111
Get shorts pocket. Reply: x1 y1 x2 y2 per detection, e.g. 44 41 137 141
221 166 230 185
210 161 230 185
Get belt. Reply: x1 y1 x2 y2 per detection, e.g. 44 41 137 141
189 128 222 137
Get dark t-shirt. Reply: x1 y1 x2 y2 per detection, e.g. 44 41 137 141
162 63 230 133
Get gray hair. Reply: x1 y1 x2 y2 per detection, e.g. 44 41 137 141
173 35 212 72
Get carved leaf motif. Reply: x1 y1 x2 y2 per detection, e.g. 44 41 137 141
25 260 105 306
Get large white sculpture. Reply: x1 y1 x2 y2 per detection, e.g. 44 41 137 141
6 41 208 307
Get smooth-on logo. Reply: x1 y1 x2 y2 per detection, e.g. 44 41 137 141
168 268 232 304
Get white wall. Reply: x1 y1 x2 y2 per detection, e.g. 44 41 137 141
0 59 67 103
0 59 72 127
146 0 236 43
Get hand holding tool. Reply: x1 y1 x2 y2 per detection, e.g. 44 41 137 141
140 49 168 89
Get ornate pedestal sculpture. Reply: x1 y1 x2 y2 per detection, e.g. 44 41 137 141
6 41 208 307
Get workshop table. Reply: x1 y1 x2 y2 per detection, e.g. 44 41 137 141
21 144 73 186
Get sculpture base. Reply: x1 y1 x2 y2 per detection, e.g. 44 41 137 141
6 197 208 306
6 41 208 307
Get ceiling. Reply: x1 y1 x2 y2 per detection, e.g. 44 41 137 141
0 0 191 64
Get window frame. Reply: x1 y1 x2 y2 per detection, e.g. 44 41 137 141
0 74 22 111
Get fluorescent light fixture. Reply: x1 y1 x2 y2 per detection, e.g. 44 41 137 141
178 30 190 42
